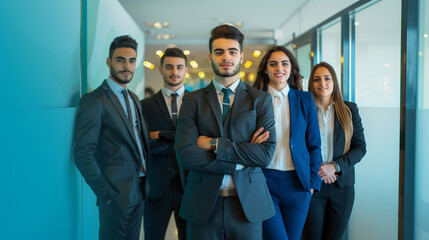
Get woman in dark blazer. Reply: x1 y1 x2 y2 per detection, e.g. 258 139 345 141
302 62 367 240
253 46 322 240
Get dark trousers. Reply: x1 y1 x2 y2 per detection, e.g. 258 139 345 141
98 200 144 240
302 182 355 240
98 176 145 240
144 177 186 240
187 195 262 240
262 169 312 240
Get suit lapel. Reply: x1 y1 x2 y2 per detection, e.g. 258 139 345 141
288 88 299 139
205 82 223 133
229 81 247 124
154 91 174 130
102 81 136 142
333 113 344 157
130 91 149 159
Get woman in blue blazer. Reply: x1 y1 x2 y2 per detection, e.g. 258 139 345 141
253 46 322 240
302 62 366 240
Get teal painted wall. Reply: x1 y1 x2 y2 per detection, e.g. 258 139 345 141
0 0 81 239
0 0 144 239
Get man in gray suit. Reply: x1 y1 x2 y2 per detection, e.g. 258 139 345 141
74 35 149 240
175 24 276 240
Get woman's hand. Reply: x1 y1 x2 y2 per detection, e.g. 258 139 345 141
318 163 337 184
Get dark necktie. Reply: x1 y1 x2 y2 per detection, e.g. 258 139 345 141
121 89 133 124
171 93 178 128
221 88 232 122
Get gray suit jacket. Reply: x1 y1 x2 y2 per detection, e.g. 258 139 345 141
74 80 149 209
175 81 276 224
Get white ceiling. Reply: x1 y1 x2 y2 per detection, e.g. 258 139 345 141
119 0 310 90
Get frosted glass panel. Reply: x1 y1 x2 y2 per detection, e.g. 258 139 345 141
354 0 401 108
415 0 429 239
349 0 401 239
348 107 399 240
321 18 342 75
296 43 312 91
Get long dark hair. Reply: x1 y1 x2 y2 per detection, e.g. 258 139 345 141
308 62 353 154
253 46 303 91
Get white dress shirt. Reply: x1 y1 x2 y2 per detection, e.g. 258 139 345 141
212 78 244 190
317 103 335 164
161 85 185 118
267 85 295 171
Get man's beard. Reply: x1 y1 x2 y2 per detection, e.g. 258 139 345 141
212 62 240 78
110 67 133 84
164 75 183 87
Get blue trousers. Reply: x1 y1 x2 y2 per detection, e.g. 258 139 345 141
262 169 312 240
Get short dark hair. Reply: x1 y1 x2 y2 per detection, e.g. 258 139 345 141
253 46 303 91
160 47 187 66
109 35 138 58
209 24 244 53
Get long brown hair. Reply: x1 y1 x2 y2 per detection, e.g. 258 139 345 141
308 62 353 154
253 46 303 91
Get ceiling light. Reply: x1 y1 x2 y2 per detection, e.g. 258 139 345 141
248 73 256 82
185 73 190 78
198 72 205 79
239 71 245 78
355 22 360 26
244 61 252 69
184 50 190 55
156 50 163 57
424 34 428 38
154 22 162 29
163 22 169 27
253 50 261 57
143 61 155 69
235 22 243 27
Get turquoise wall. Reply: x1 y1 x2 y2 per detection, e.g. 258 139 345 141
0 0 144 239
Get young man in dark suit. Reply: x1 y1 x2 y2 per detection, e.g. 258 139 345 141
140 47 188 240
74 35 149 240
175 24 277 240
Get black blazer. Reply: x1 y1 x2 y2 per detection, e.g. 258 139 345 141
333 101 366 187
140 90 186 199
74 80 149 208
175 81 276 224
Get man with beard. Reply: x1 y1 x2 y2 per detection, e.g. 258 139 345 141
140 47 188 240
175 24 277 240
74 35 149 240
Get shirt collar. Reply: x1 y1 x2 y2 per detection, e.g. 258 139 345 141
212 78 240 94
316 102 335 111
162 85 185 98
268 84 290 98
106 77 127 95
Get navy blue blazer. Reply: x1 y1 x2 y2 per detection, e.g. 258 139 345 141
287 88 322 192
